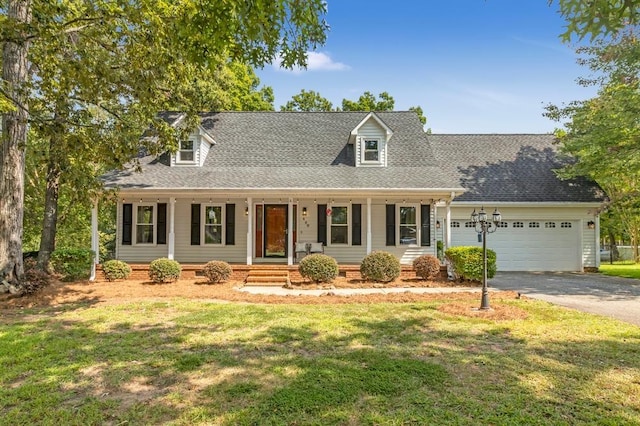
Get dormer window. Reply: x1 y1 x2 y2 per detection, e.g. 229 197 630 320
363 139 380 163
178 139 196 163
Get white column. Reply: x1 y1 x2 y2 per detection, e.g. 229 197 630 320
246 197 253 265
366 197 372 254
89 200 99 281
168 197 176 260
595 215 601 268
445 203 452 249
287 199 294 265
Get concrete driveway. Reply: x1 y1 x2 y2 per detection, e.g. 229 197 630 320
490 272 640 327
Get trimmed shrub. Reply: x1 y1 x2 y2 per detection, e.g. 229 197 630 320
22 258 52 295
298 254 339 283
360 251 401 283
445 246 496 282
148 258 181 283
51 248 94 281
203 260 233 283
102 259 132 282
413 255 441 280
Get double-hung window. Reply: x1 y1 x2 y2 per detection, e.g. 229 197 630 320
362 139 380 163
178 139 196 163
399 206 417 245
135 204 155 244
204 205 223 244
330 206 349 244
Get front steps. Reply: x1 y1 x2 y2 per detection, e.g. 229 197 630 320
245 269 290 287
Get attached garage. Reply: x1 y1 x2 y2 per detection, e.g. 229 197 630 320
450 219 581 272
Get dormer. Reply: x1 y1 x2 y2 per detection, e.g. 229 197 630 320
171 123 216 167
348 112 393 167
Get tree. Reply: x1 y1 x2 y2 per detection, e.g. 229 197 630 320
555 0 640 40
1 0 328 289
341 91 395 111
280 89 334 111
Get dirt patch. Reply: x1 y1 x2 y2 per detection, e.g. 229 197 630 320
0 276 525 320
437 302 529 321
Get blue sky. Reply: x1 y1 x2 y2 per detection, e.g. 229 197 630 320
256 0 597 134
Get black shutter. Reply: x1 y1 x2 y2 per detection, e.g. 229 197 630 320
421 204 431 246
225 204 235 245
386 204 396 246
317 204 327 245
191 204 201 245
157 203 167 244
352 204 362 245
122 203 132 245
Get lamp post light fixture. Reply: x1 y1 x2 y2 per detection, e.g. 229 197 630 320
470 206 502 310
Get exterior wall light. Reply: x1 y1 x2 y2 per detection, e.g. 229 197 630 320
587 220 595 229
302 207 308 217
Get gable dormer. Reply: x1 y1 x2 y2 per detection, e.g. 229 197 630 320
171 122 216 167
349 112 393 167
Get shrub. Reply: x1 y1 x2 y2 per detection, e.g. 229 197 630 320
102 259 132 282
148 258 181 283
413 255 441 280
203 260 233 283
360 251 401 283
445 246 496 282
298 254 339 283
50 248 94 281
22 258 52 295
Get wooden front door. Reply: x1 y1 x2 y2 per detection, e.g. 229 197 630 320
264 205 287 257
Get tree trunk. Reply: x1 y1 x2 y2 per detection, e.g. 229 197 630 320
0 0 31 291
37 138 62 273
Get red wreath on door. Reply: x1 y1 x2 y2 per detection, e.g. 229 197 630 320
326 208 332 216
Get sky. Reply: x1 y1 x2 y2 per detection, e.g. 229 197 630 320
255 0 598 134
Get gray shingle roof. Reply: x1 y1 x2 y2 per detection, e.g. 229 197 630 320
429 134 604 202
102 112 604 202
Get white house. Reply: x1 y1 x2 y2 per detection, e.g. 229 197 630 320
98 111 604 273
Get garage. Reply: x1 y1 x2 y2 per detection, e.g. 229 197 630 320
449 219 581 271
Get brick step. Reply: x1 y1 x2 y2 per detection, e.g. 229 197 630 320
246 275 289 283
247 270 289 277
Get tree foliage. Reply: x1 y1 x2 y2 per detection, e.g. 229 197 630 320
555 0 640 40
341 91 395 111
280 89 334 111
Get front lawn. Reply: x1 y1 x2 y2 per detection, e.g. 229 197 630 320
600 263 640 279
1 297 639 425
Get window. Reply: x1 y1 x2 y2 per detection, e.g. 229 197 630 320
545 222 556 228
204 205 223 244
497 221 508 228
135 204 155 244
363 139 379 162
513 221 524 228
178 139 195 162
561 222 572 228
529 222 540 228
465 221 475 228
451 221 460 228
399 206 417 245
330 206 348 244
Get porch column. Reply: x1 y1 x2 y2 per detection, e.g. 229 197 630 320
168 197 176 260
89 200 99 281
287 199 294 265
595 215 601 268
445 203 452 249
246 197 253 265
366 197 372 254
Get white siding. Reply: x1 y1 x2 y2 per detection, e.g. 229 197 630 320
355 120 387 167
116 201 170 262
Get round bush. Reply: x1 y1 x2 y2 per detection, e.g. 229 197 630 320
360 251 401 283
102 259 132 282
298 254 339 283
413 255 441 280
202 260 232 283
148 258 181 283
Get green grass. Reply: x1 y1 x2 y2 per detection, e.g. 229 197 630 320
1 299 639 425
599 263 640 279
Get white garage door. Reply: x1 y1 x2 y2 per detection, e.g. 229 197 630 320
450 220 581 271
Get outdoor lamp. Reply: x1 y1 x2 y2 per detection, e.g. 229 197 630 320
470 206 503 310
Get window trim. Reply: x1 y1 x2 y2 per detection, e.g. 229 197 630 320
202 204 225 245
328 205 350 246
134 203 156 246
177 137 197 164
397 204 419 246
361 138 381 164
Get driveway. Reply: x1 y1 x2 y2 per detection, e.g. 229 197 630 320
490 272 640 327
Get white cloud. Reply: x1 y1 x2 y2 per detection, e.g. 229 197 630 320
272 51 350 74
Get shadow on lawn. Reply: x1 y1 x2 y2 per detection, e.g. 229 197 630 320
1 303 639 424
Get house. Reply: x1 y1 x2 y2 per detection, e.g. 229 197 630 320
96 111 604 276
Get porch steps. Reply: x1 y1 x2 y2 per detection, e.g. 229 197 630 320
244 269 290 287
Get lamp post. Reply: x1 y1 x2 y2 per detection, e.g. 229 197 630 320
470 206 502 310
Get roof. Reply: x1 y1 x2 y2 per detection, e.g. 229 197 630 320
103 111 463 193
102 112 604 203
429 134 604 203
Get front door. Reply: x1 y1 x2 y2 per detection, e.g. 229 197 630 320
264 205 288 257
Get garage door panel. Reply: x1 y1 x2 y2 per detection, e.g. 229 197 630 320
450 220 580 271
